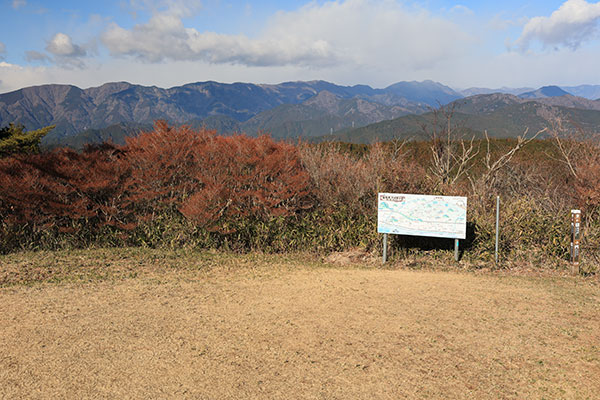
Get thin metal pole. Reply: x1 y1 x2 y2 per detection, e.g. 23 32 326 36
454 239 459 262
382 233 388 264
495 196 500 263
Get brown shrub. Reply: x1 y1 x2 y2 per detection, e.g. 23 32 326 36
0 143 131 232
123 121 211 215
179 134 314 232
299 141 428 216
575 148 600 216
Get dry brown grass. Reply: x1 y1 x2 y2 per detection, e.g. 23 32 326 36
1 249 599 399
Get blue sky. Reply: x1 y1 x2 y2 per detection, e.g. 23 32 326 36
1 0 599 92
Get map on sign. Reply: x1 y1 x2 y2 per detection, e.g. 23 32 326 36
377 193 467 239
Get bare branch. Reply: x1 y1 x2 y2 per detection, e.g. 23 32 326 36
547 118 578 179
479 127 546 188
423 103 477 188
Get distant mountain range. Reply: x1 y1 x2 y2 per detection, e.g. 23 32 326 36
561 85 600 100
1 79 600 148
0 79 462 148
459 86 535 97
327 92 600 143
459 84 600 100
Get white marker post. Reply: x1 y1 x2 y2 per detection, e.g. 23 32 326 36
571 209 581 274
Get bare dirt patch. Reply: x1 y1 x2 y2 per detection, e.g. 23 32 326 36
1 250 599 399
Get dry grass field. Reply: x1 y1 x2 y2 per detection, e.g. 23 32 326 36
1 248 599 399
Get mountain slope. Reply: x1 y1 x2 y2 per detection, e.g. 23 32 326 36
560 85 600 100
55 91 424 147
460 85 600 100
43 122 151 150
533 95 600 111
240 91 422 138
383 80 463 106
326 93 600 143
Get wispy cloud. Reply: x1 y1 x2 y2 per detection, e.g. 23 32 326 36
0 61 23 69
0 42 6 60
21 33 90 69
25 50 51 63
516 0 600 50
450 5 474 16
102 13 338 67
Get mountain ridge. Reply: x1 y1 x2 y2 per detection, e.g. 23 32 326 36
0 79 461 143
3 80 600 148
322 92 600 143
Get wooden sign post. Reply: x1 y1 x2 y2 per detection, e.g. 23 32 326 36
571 209 581 274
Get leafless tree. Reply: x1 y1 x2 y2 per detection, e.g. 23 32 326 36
547 118 590 179
475 127 546 190
421 103 479 188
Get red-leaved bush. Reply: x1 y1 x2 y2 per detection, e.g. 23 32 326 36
122 121 209 216
120 121 313 232
177 133 314 232
0 143 130 233
0 121 315 239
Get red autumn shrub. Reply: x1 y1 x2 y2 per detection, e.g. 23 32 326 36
1 121 314 238
123 121 210 216
0 143 131 232
178 134 313 232
121 121 313 232
299 143 373 214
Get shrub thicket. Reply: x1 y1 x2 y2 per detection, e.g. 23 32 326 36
1 120 599 272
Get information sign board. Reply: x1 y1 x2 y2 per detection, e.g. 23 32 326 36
377 193 467 239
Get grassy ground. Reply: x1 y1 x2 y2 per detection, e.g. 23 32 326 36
1 248 599 399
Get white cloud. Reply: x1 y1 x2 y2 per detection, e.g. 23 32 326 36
102 13 338 66
43 33 88 68
516 0 600 50
102 0 470 70
0 42 5 60
12 0 26 10
46 33 87 57
0 61 23 70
